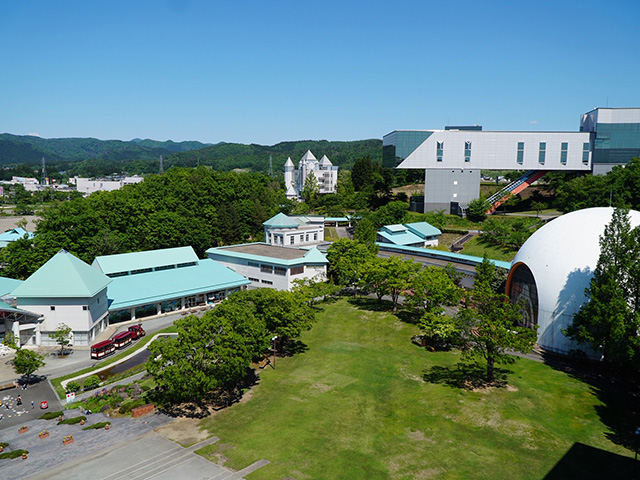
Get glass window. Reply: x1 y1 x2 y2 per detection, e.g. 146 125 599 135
436 141 444 162
508 263 539 330
464 141 471 163
290 236 294 245
582 142 590 164
538 142 546 164
274 266 287 276
517 142 524 164
290 265 304 275
260 264 272 274
560 142 568 165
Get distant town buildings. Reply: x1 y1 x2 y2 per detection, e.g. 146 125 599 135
263 213 325 246
71 175 144 195
284 150 338 200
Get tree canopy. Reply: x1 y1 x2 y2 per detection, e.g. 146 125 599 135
13 348 46 382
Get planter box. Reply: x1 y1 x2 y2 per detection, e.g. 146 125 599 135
18 427 28 434
63 438 74 446
39 433 49 439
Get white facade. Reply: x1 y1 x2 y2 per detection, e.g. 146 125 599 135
17 289 110 346
263 214 325 247
284 151 338 199
73 176 144 195
506 207 640 356
397 130 592 171
207 244 328 291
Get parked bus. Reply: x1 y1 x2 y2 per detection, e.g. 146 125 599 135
112 331 132 349
128 324 145 340
90 339 115 359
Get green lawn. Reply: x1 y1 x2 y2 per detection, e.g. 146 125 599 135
459 236 516 262
198 299 633 479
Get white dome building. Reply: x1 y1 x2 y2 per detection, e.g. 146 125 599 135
506 207 640 355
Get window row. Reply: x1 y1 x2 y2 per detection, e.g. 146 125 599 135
257 264 304 276
435 141 590 165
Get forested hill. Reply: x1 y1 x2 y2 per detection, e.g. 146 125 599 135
0 133 210 164
0 134 382 175
165 139 383 172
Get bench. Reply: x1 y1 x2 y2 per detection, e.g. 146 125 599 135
259 358 271 369
0 382 17 391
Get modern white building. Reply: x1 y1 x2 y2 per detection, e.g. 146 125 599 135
284 150 338 199
10 249 112 346
72 175 144 195
207 243 329 291
263 213 325 247
506 207 640 356
385 107 640 213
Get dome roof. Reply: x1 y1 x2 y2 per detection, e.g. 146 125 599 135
507 207 640 354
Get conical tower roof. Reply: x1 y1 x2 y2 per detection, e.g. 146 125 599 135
284 157 294 168
318 155 332 166
300 150 316 163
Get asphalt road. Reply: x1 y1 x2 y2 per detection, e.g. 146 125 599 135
0 378 60 430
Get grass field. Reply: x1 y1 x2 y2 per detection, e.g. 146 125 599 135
459 236 517 262
198 299 634 479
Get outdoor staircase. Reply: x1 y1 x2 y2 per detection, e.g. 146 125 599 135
485 170 548 214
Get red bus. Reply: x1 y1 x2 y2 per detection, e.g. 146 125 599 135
112 331 132 349
90 340 115 359
128 324 145 340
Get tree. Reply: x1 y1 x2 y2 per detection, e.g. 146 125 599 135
326 239 377 297
375 201 408 228
384 256 420 311
406 266 461 315
13 348 45 383
292 276 340 305
301 172 320 204
467 196 488 222
51 323 73 355
565 208 640 369
147 312 252 406
351 155 374 192
353 217 377 246
456 286 537 383
362 257 388 302
531 201 546 218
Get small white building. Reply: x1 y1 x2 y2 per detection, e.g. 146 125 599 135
207 243 329 291
10 249 111 346
284 150 338 199
377 222 442 248
263 213 325 247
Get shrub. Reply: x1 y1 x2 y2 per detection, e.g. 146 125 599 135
39 411 64 420
66 381 81 393
0 449 29 459
83 375 100 390
82 421 111 430
118 398 146 414
57 416 86 425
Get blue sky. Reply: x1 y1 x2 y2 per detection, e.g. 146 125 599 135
1 0 639 145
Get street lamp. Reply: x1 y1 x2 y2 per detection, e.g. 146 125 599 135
272 335 278 369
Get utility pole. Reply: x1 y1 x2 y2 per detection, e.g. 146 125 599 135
41 157 47 185
269 155 273 177
159 155 164 175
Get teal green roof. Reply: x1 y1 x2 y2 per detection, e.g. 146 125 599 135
0 300 37 316
12 250 111 298
325 217 350 222
378 229 424 246
106 258 250 311
93 246 198 276
376 243 512 270
0 276 22 297
405 222 442 238
262 212 300 228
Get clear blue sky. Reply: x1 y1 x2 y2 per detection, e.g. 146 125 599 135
1 0 639 145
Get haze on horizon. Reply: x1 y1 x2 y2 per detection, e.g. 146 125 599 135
1 0 639 145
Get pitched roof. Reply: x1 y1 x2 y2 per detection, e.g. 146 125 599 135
318 155 332 166
377 229 425 246
0 276 22 297
105 258 249 311
262 212 300 228
12 250 111 298
284 157 294 168
92 246 199 276
300 150 316 162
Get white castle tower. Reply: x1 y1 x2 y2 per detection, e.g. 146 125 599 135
284 150 338 200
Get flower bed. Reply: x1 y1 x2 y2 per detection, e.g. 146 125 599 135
63 435 74 446
39 430 49 439
18 426 28 434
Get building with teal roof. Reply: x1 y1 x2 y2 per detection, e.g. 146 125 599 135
0 227 34 248
92 246 250 322
10 249 111 347
377 222 442 248
263 213 325 247
207 243 328 291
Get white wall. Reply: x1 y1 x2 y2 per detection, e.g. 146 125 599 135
398 130 592 171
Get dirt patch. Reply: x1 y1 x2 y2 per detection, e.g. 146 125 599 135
407 429 435 443
238 386 254 404
310 383 332 393
154 417 210 447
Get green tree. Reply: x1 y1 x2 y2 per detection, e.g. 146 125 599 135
384 256 420 311
13 348 46 383
456 286 537 383
362 257 388 302
351 155 374 192
292 277 340 305
301 172 320 204
531 201 546 217
51 323 72 355
406 266 461 315
375 201 408 228
565 208 640 369
353 217 377 246
326 239 377 297
467 196 488 222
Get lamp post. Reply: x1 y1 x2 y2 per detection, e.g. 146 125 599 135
272 335 278 369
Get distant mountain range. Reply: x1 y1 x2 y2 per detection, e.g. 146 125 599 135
0 133 383 173
0 133 210 164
